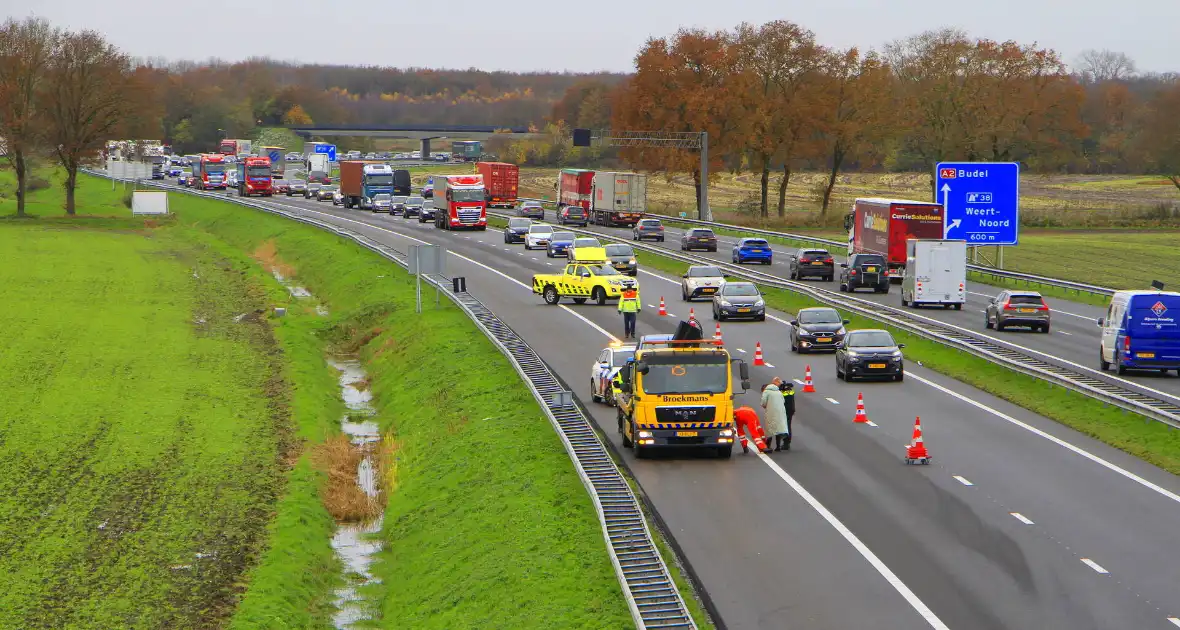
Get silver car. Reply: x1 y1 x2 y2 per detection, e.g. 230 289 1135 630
681 265 725 301
712 281 766 321
986 290 1051 332
371 193 392 213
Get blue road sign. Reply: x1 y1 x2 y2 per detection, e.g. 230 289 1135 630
267 149 282 164
935 162 1020 245
315 144 337 162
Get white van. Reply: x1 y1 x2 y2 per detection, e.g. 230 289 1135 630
901 239 966 309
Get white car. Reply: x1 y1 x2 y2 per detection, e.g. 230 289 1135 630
524 224 554 250
681 265 725 301
590 343 637 406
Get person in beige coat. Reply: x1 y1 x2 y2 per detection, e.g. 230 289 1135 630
760 383 790 451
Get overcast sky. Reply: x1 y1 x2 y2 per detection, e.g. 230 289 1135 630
10 0 1179 75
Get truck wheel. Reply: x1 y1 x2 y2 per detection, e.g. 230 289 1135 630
620 413 633 448
592 287 606 306
543 286 560 305
954 303 962 310
716 444 733 459
1099 348 1110 371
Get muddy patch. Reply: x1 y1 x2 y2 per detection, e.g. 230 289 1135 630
323 358 387 629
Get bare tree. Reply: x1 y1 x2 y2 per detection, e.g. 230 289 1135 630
1076 49 1137 83
0 17 60 217
42 29 135 215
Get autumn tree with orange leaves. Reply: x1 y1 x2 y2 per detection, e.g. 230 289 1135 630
612 29 749 217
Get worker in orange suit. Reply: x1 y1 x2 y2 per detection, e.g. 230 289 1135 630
733 406 769 454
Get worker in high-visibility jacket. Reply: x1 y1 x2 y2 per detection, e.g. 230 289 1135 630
611 369 625 406
733 406 769 454
618 287 641 339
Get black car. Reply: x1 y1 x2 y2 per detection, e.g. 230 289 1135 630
390 195 409 215
836 329 905 382
418 201 437 223
558 205 588 226
789 307 849 353
504 217 532 243
680 228 718 252
839 253 890 293
604 243 638 276
788 248 835 281
404 195 426 218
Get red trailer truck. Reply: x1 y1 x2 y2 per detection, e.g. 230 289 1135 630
845 198 945 282
475 161 519 208
556 168 594 211
236 156 273 197
192 153 228 190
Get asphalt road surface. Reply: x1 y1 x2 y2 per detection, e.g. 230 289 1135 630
214 188 1180 629
524 212 1180 405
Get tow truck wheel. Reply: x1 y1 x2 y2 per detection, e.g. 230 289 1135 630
543 286 560 305
619 413 633 448
592 287 606 306
715 444 733 459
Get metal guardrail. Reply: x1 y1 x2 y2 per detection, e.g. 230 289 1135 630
488 209 1180 430
89 169 697 630
515 196 1116 298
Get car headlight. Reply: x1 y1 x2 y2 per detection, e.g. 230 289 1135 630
846 351 859 357
754 299 764 307
629 258 636 264
798 329 812 337
892 350 903 358
836 328 846 336
718 300 731 307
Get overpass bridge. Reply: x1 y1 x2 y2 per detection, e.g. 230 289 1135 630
285 124 547 159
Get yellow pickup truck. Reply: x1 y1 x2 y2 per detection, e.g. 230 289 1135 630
532 247 639 305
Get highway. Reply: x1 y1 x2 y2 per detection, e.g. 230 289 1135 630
243 192 1180 629
536 215 1180 403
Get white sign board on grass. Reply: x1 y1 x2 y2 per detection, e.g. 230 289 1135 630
132 191 169 215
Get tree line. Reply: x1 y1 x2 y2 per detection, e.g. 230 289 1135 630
1 17 156 216
570 23 1179 217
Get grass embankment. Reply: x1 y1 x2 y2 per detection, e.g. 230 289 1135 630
155 189 638 627
625 245 1180 476
0 186 302 627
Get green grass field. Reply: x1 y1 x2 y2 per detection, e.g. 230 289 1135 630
0 209 289 627
150 189 641 627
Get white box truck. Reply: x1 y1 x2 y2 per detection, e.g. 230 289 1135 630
901 239 967 309
589 171 647 227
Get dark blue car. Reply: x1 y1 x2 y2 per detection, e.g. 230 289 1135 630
733 238 773 265
547 231 576 258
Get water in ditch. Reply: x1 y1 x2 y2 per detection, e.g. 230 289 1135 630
327 357 384 629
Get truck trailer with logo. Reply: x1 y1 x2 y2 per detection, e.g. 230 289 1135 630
590 172 647 227
845 198 945 282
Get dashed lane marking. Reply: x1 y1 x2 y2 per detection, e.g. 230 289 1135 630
1166 617 1180 627
826 397 840 405
1080 558 1109 575
1010 512 1034 525
866 420 878 427
953 476 974 486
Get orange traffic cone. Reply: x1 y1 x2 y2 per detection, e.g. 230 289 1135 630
754 342 765 366
854 392 869 423
714 322 723 340
802 365 816 393
689 307 695 320
658 297 667 316
904 416 931 464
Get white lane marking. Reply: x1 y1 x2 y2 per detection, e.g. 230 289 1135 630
1058 330 1072 336
737 348 747 353
794 378 805 385
647 304 656 308
826 397 840 405
272 205 621 343
758 454 951 630
639 269 679 285
1010 512 1034 525
908 371 1180 506
953 476 974 486
866 420 878 427
1080 558 1109 574
1167 617 1180 627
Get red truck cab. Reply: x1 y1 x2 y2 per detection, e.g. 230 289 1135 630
433 174 487 230
237 156 273 197
192 154 228 190
846 198 944 282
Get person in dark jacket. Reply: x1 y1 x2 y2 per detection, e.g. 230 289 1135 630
773 377 795 450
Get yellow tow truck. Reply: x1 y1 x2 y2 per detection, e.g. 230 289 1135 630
616 329 751 459
531 247 639 305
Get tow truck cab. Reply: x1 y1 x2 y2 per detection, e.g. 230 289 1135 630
617 336 750 459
